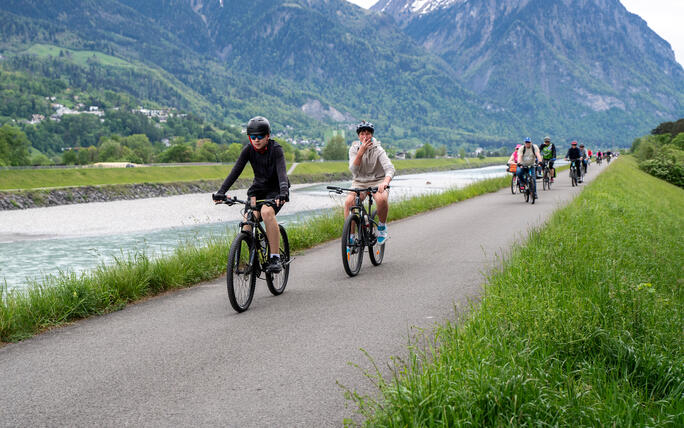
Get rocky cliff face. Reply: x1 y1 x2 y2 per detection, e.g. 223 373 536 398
374 0 684 141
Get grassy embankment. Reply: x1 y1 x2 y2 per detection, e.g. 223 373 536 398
350 157 684 426
0 173 511 342
0 157 506 190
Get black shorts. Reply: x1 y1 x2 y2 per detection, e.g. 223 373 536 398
249 190 283 215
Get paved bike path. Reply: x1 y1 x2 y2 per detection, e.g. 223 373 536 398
0 164 606 427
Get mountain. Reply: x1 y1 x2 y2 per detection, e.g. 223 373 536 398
373 0 684 144
1 0 682 152
0 0 519 151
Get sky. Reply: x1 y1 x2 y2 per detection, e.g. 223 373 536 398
345 0 684 65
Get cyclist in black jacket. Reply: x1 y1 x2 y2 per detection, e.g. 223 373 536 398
214 116 289 273
565 141 584 182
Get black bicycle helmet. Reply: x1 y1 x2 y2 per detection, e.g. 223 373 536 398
356 120 374 135
246 116 271 135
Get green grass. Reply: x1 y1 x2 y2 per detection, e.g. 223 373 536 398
0 164 253 190
348 157 684 426
24 44 132 68
1 158 506 190
0 175 509 342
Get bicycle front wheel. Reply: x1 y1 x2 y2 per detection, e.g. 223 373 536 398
368 210 384 266
266 225 290 296
342 214 364 277
510 175 517 194
530 176 537 204
227 232 256 313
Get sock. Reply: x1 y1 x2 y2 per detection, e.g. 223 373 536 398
378 222 385 228
270 254 280 259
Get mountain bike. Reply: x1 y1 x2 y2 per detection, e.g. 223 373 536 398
517 164 537 204
327 185 387 277
541 159 554 191
568 160 579 187
507 164 518 194
213 194 291 312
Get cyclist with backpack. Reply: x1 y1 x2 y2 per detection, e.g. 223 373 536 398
213 116 290 273
516 138 543 199
346 121 395 244
539 136 556 183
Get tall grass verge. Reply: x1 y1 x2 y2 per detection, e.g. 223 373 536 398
0 175 510 343
350 157 684 426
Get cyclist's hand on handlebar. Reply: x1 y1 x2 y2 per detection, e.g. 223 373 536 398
212 193 227 204
377 182 390 194
276 194 288 207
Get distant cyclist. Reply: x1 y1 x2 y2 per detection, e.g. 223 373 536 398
516 137 542 198
579 144 589 174
213 116 290 273
346 121 395 244
565 141 584 183
539 136 556 183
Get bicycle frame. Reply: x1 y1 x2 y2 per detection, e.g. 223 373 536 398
220 196 277 277
327 185 383 247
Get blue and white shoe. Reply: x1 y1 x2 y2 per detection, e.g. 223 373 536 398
376 224 388 244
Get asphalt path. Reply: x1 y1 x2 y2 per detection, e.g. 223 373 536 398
0 163 605 427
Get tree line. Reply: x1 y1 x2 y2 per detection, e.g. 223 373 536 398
631 118 684 187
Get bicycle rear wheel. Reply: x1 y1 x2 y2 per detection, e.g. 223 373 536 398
368 210 385 266
342 214 364 277
266 225 290 296
227 232 256 312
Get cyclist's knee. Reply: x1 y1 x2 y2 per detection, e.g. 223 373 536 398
375 192 388 204
260 205 276 220
344 194 355 208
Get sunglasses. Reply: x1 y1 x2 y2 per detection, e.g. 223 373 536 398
249 134 266 141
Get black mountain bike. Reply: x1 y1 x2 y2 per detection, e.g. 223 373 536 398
327 185 387 277
541 159 554 191
517 164 537 204
568 160 579 187
213 194 290 312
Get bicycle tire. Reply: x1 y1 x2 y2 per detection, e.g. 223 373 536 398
543 172 548 191
530 175 537 204
342 214 364 277
266 225 290 296
227 232 256 313
510 175 517 194
368 210 385 266
524 182 530 203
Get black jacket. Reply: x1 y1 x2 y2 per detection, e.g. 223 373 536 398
218 140 289 199
566 147 581 160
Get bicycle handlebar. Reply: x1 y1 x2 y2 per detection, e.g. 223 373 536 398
326 185 389 195
212 193 278 207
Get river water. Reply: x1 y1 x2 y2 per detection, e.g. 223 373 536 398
0 165 507 290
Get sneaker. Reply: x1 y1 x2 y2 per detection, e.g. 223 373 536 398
265 256 282 273
377 225 388 245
